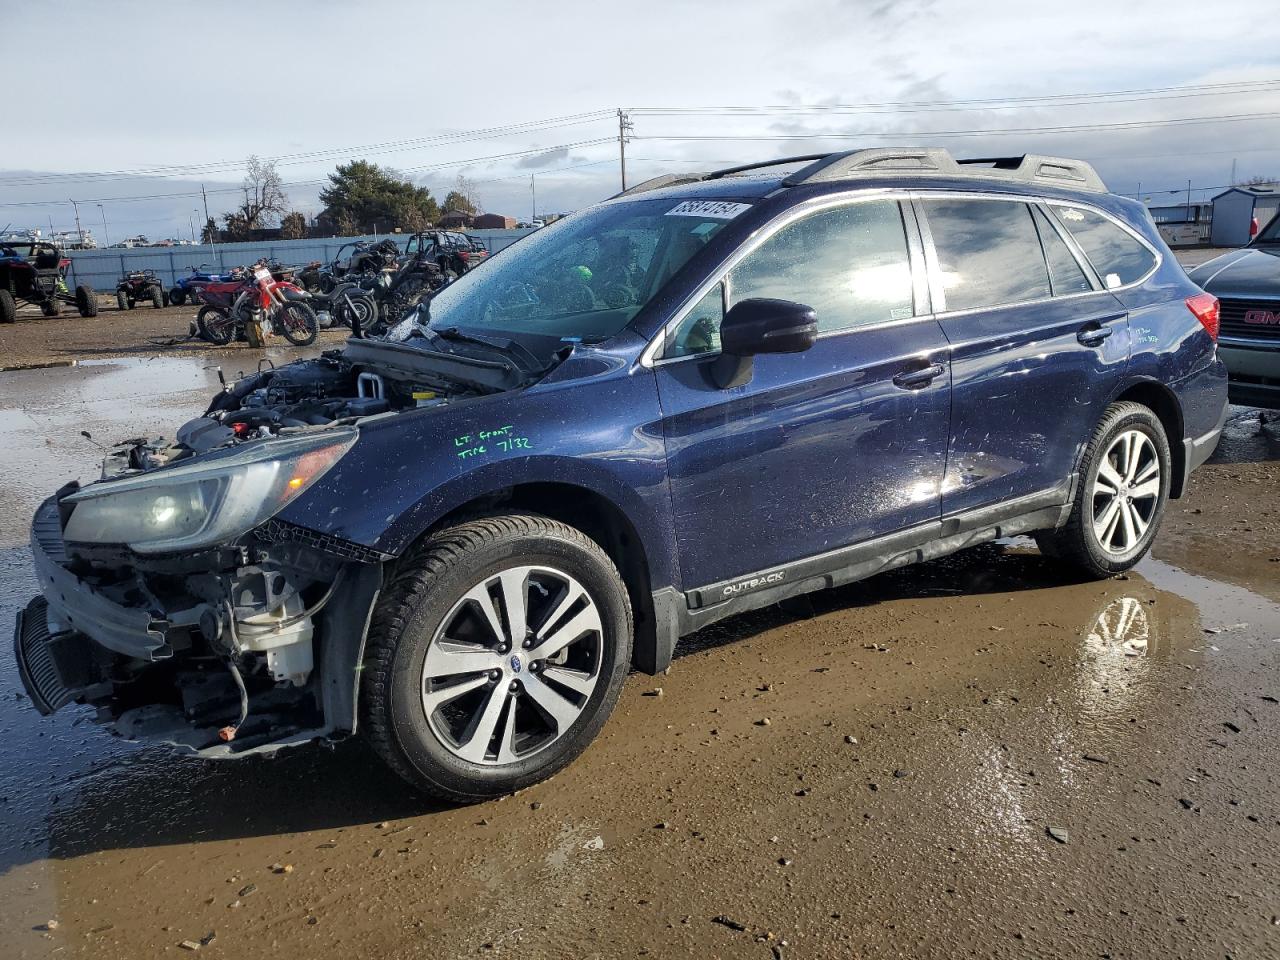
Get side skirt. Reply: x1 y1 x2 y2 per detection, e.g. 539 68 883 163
644 480 1075 673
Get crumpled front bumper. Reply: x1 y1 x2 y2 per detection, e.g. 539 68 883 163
27 497 171 661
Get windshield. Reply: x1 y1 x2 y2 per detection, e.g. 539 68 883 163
408 197 746 342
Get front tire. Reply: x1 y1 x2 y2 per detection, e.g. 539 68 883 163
150 285 164 308
116 290 129 311
169 287 186 307
75 284 97 317
1035 401 1171 578
277 301 318 345
362 515 633 802
0 290 15 324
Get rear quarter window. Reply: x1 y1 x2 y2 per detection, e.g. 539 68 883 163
1050 206 1156 288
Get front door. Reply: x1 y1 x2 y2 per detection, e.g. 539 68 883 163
652 197 952 592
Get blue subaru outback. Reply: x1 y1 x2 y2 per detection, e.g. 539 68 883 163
14 149 1227 800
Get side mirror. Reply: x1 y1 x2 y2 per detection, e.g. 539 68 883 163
710 297 817 388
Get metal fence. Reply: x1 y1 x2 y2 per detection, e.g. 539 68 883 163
61 229 536 293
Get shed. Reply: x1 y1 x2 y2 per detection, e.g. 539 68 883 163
438 211 475 229
473 213 517 229
1211 186 1280 246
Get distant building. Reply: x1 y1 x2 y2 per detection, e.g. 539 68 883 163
1211 185 1280 246
473 213 517 229
439 211 475 229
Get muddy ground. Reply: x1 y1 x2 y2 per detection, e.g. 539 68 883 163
0 291 1277 958
0 298 349 370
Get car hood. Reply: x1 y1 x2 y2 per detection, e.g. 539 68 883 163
1187 247 1280 298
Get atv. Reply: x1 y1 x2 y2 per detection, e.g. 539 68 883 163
115 269 166 310
0 239 98 322
169 265 239 307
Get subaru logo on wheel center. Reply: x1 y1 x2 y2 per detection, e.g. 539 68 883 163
509 655 522 674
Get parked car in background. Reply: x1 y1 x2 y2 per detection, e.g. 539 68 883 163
1186 213 1280 408
13 148 1226 802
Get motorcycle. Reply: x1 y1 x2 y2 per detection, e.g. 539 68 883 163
303 281 379 336
194 260 318 347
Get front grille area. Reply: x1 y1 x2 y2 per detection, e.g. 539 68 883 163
1219 298 1280 341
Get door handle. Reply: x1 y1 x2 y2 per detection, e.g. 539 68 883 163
1077 323 1115 347
892 362 946 389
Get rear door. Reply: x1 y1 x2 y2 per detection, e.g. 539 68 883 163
652 196 952 591
915 195 1130 515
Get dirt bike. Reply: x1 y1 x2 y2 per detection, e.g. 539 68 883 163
195 260 317 347
303 282 378 337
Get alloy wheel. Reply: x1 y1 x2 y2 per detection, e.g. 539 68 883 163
421 565 603 765
1091 429 1160 555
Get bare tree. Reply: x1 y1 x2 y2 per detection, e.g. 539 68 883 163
444 173 482 214
238 155 289 229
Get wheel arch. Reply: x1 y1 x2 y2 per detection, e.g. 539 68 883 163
414 481 665 676
1110 378 1186 497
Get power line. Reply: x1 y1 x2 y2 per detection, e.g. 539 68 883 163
0 139 618 208
628 78 1280 116
637 111 1280 141
0 111 615 188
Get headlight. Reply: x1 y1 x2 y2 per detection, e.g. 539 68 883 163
62 428 356 554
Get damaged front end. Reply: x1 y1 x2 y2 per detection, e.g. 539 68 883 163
10 355 426 757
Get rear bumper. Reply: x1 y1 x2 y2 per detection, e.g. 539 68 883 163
1181 400 1227 489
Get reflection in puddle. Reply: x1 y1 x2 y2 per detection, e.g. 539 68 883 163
1088 596 1150 658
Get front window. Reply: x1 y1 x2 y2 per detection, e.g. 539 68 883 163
409 197 744 343
664 199 916 358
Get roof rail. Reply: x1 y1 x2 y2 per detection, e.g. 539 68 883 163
956 154 1107 193
615 173 707 197
615 148 1108 199
777 147 1107 193
704 154 830 180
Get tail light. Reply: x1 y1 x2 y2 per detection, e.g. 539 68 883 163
458 250 470 263
1186 292 1219 341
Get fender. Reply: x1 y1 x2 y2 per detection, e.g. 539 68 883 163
275 351 679 590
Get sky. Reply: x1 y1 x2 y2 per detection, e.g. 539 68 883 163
2 0 1279 242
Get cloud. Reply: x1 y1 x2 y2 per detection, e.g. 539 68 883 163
516 147 573 169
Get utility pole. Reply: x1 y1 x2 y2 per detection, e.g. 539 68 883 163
1186 178 1192 221
531 174 536 223
201 183 214 248
70 199 84 246
1230 157 1237 186
97 203 110 248
617 108 633 192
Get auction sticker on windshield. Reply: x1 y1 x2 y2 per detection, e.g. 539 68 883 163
666 200 753 219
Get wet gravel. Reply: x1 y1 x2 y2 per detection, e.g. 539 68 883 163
0 356 1277 959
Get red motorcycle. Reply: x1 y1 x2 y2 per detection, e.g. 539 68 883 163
195 260 318 346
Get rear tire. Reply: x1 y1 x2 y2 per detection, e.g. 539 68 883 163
169 287 186 307
75 285 97 317
1035 401 1171 578
0 290 15 324
196 304 234 345
116 290 129 311
42 300 60 318
361 515 633 802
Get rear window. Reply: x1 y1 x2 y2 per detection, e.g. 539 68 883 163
1049 206 1156 288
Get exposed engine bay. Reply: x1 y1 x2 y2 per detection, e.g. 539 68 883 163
17 332 557 757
